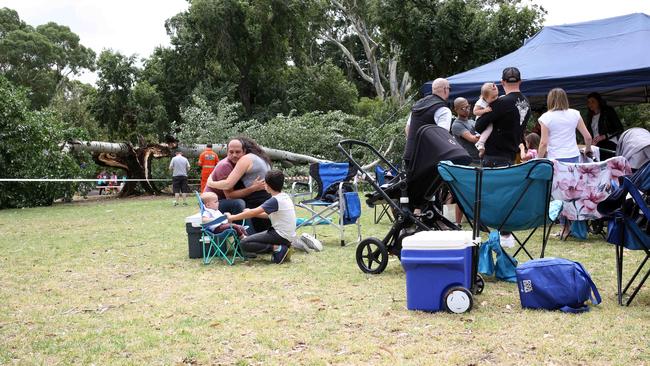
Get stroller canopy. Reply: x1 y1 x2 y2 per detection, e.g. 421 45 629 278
617 128 650 170
422 13 650 108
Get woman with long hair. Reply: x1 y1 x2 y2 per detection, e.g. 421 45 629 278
207 136 272 232
586 92 624 159
538 88 592 163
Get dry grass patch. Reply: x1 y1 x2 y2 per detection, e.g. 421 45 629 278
0 196 648 365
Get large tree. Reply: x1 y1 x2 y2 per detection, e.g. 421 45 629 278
165 0 319 115
0 8 95 108
380 0 546 87
321 0 413 104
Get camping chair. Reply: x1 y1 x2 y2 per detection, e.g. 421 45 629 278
372 164 397 224
438 159 554 260
292 162 362 246
598 162 650 306
194 192 245 265
552 156 632 240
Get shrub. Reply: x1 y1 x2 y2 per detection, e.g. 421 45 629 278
0 76 88 208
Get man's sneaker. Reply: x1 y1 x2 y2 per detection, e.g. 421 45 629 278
292 238 314 253
272 245 290 264
300 233 323 252
173 201 179 206
500 233 516 249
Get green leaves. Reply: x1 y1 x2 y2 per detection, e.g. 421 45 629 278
0 9 95 108
0 76 88 208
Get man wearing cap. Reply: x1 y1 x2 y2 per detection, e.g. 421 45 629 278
475 67 531 249
403 78 453 165
475 67 531 167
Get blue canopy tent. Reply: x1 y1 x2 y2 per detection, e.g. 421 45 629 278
422 13 650 108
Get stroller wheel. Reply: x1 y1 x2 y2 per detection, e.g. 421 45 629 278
473 273 485 295
356 237 389 274
443 287 473 314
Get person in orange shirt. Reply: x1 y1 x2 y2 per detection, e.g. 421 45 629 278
198 144 219 192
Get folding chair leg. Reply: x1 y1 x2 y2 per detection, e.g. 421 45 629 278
616 242 623 305
621 252 650 306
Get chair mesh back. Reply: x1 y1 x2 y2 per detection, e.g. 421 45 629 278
438 160 554 232
310 162 357 199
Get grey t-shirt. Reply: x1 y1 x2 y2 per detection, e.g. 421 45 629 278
169 155 190 177
260 192 297 241
242 154 271 187
451 118 480 160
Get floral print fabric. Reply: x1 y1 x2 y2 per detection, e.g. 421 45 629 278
552 157 631 220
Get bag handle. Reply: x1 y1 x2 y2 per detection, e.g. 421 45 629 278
560 262 602 314
559 262 601 313
559 304 591 313
575 262 602 306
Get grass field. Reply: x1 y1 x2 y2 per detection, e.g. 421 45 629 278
0 195 648 365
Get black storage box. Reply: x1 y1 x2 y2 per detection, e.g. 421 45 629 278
186 222 206 259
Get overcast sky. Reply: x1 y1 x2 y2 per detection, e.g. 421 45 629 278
1 0 649 84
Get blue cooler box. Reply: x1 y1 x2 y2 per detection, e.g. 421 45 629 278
401 231 475 312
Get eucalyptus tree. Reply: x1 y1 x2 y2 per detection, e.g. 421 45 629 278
0 8 95 108
380 0 546 86
165 0 320 115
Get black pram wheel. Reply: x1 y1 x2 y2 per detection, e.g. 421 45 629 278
473 273 485 295
356 237 389 274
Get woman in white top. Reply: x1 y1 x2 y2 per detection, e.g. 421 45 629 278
538 88 592 163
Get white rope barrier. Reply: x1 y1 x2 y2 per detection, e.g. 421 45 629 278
0 178 200 182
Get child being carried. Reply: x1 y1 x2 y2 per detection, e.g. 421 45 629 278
473 82 499 158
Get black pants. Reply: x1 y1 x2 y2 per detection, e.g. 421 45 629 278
481 155 512 168
245 191 272 233
240 228 290 255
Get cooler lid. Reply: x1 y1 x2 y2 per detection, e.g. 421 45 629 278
402 230 475 250
185 213 202 226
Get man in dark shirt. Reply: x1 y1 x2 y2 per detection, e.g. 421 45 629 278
474 67 531 249
403 78 452 168
475 67 531 167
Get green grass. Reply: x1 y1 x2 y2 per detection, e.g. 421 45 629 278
0 196 648 365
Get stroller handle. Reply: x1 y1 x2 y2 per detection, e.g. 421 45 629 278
337 139 401 174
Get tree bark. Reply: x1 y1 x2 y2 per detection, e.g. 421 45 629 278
324 1 413 104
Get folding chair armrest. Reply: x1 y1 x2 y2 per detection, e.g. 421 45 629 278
623 178 650 218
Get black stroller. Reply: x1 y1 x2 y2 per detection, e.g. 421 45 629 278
338 125 473 275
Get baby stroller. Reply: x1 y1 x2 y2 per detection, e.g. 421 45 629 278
338 125 473 275
617 128 650 172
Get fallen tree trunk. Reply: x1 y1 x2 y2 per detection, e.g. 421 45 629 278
62 140 324 197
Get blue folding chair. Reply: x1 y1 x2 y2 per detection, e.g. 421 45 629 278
598 162 650 306
438 159 555 260
194 192 245 265
292 162 362 246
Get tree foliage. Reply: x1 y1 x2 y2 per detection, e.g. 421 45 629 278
379 0 545 86
0 76 91 208
0 8 95 108
92 50 168 141
165 0 321 115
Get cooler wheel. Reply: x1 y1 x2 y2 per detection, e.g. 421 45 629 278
473 273 485 295
356 237 388 274
443 287 473 314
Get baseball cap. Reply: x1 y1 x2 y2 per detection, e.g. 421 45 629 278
502 67 521 82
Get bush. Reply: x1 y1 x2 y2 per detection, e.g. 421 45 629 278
238 110 366 161
0 76 87 208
